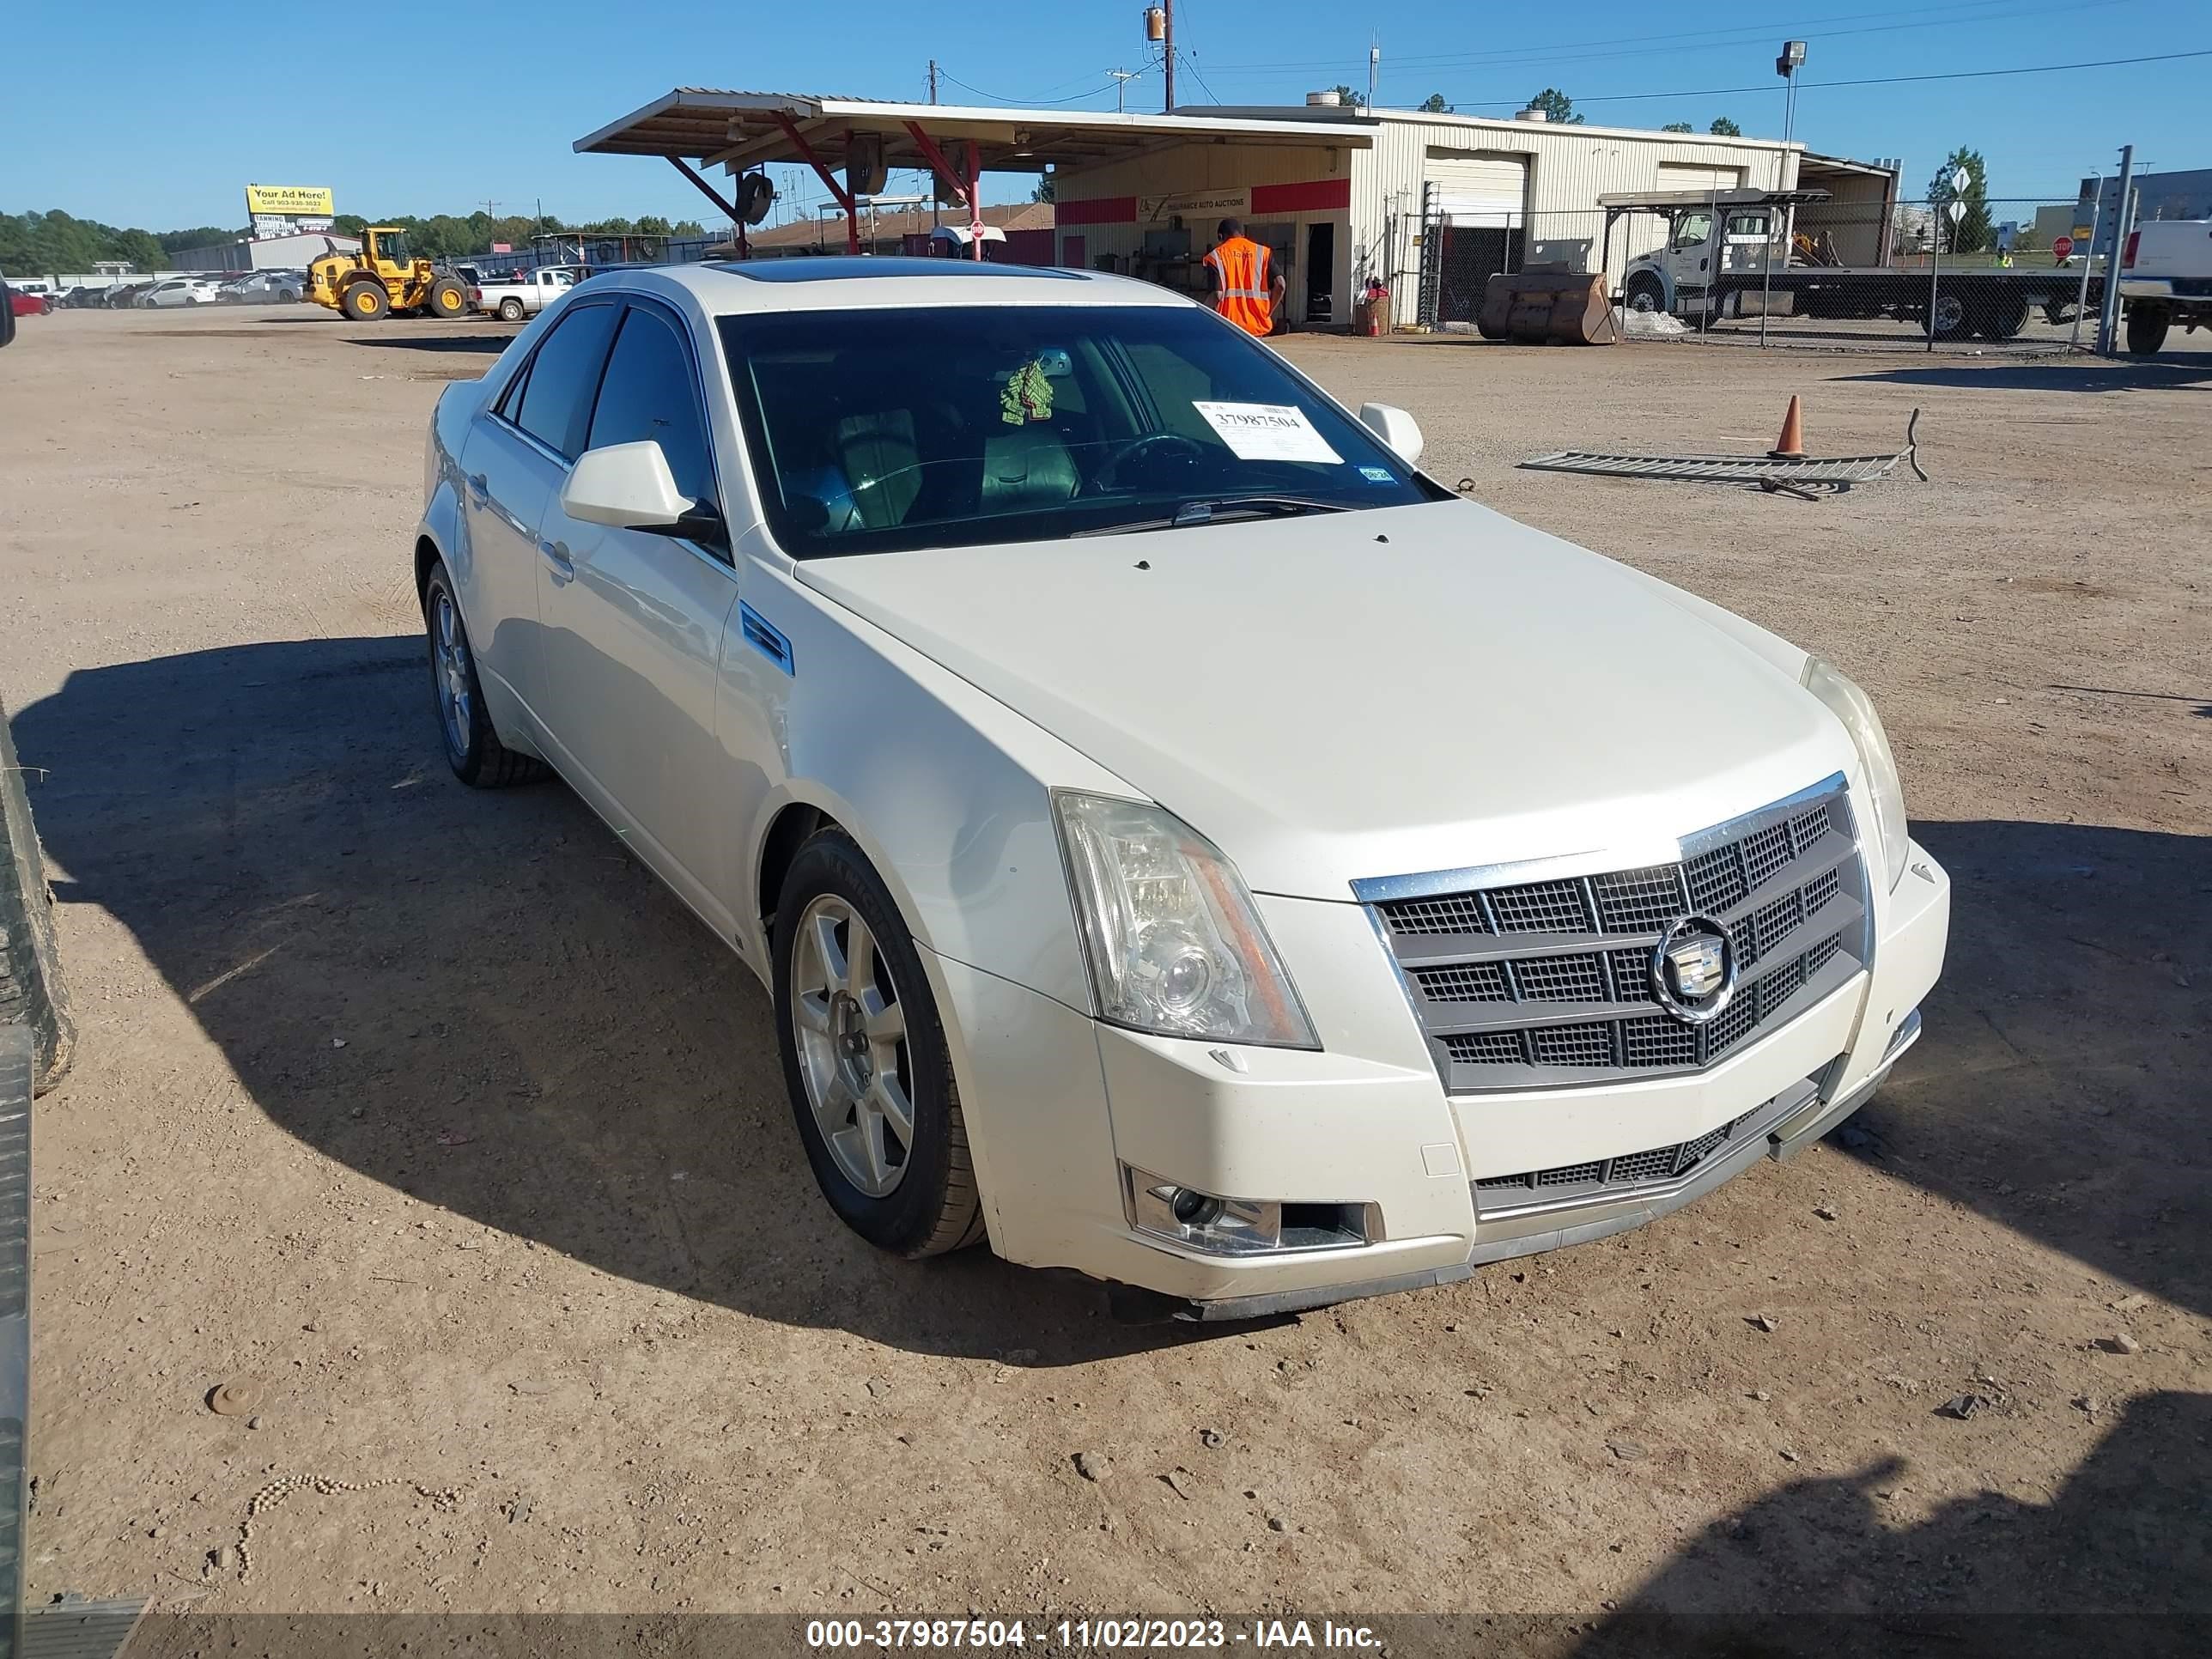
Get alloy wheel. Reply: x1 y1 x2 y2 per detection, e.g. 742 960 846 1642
789 894 914 1198
431 588 472 756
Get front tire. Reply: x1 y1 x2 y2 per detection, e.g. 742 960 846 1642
2126 304 2170 356
1925 292 1968 340
1626 274 1665 314
339 279 387 321
772 831 985 1258
427 276 468 319
421 561 547 787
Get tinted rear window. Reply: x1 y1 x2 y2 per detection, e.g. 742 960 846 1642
515 302 619 458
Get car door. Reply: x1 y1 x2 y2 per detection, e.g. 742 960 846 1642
454 298 620 726
533 297 742 933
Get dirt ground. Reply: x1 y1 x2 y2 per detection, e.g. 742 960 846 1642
0 306 2205 1640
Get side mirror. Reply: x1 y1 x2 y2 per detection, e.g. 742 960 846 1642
562 441 694 532
1358 403 1425 466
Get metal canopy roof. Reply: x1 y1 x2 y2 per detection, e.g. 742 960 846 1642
575 88 1373 177
1598 188 1832 210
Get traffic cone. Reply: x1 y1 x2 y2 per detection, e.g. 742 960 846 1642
1769 395 1807 459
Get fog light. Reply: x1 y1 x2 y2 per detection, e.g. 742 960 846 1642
1123 1166 1380 1256
1169 1188 1223 1226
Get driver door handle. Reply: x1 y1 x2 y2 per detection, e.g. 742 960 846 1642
467 472 489 506
539 538 574 583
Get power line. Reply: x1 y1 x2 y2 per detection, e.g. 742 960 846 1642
1200 0 2129 74
937 68 1129 106
1410 46 2212 110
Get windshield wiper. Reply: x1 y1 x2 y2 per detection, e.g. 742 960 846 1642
1072 496 1353 537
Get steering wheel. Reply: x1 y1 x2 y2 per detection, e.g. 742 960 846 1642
1090 432 1208 494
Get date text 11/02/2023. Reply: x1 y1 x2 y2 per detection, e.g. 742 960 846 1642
805 1619 1383 1650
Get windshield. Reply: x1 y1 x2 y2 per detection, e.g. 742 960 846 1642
718 304 1439 556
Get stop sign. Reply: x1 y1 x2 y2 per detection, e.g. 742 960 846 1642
2053 234 2075 260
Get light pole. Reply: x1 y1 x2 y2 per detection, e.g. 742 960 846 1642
2095 143 2136 355
1763 41 1805 346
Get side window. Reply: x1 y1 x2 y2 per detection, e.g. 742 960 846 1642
495 359 532 422
1673 212 1713 251
585 306 714 506
515 302 619 459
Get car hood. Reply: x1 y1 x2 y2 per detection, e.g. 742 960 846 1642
796 500 1855 900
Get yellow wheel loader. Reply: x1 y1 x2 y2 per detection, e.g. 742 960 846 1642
306 227 471 321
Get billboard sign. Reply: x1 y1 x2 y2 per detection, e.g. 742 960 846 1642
244 185 336 218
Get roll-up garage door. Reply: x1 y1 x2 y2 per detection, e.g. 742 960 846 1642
1419 154 1528 325
1425 155 1528 227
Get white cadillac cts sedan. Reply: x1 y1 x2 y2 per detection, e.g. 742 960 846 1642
415 258 1949 1319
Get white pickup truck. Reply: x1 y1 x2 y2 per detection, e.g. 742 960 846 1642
471 265 583 322
2119 221 2212 354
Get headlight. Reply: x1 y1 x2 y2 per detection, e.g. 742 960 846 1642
1053 792 1318 1048
1802 656 1909 891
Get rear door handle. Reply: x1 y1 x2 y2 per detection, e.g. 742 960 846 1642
539 539 575 583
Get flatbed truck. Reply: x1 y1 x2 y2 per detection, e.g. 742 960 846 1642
1603 189 2102 342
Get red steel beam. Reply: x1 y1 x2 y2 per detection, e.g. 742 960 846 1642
774 112 858 255
665 155 740 221
901 119 969 210
966 136 983 262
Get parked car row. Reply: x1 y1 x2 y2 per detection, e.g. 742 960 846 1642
9 270 310 311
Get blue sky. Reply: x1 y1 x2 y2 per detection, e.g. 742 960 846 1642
6 0 2202 230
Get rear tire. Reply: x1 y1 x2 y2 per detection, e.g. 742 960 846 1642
339 279 387 321
427 276 468 319
421 561 548 788
772 830 985 1259
0 698 75 1094
2126 304 2171 356
1970 290 2031 340
497 297 525 322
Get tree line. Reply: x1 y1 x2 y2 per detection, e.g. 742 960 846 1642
1 205 710 277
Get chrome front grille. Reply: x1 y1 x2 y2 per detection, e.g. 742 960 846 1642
1358 775 1869 1093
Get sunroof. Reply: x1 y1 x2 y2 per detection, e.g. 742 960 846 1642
716 256 1091 283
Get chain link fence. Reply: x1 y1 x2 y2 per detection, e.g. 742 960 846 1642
1415 192 2107 353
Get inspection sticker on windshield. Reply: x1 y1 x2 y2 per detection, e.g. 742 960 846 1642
1192 402 1343 465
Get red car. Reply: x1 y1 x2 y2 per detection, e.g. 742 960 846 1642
8 289 51 318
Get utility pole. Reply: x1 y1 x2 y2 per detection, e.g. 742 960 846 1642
480 198 500 220
1109 69 1139 113
1368 43 1378 111
1164 0 1176 112
927 59 938 104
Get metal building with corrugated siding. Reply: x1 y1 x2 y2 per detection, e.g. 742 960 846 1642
573 89 1894 330
1156 103 1814 326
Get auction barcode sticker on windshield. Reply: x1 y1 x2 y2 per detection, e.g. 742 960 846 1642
1192 402 1343 465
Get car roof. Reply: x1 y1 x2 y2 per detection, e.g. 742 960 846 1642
601 258 1188 316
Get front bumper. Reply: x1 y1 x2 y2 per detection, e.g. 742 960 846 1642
921 840 1948 1318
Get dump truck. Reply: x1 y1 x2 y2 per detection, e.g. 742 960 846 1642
1606 189 2100 342
305 227 471 322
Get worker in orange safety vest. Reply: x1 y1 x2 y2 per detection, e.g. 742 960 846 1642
1204 218 1286 337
